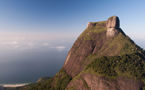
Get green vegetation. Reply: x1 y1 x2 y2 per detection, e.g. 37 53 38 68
52 69 72 90
111 33 142 55
94 32 142 57
77 20 141 57
79 21 106 40
65 51 145 90
85 52 145 80
22 78 53 90
68 87 75 90
22 69 72 90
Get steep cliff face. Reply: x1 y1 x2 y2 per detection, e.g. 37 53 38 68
22 16 145 90
63 16 141 77
106 16 120 37
67 74 143 90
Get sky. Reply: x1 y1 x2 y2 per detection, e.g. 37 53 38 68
0 0 145 39
0 0 144 33
0 0 144 43
0 0 145 83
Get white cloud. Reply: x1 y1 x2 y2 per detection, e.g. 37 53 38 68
27 42 35 47
0 32 74 51
42 42 49 46
50 46 66 51
11 41 19 45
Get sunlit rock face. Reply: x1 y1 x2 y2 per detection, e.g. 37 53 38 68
106 16 120 37
63 16 122 77
106 28 119 37
63 16 138 78
106 16 120 28
22 16 144 90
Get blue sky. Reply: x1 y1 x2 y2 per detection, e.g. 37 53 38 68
0 0 144 33
0 0 145 44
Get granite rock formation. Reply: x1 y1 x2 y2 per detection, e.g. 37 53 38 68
22 16 145 90
63 16 140 77
106 16 120 37
106 16 120 28
66 74 143 90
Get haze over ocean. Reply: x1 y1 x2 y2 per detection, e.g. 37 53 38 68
0 33 76 83
0 0 144 83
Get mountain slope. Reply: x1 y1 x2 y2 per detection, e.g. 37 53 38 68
63 16 142 77
66 52 145 90
22 16 145 90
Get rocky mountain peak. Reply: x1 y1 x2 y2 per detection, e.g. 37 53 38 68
106 16 120 37
63 16 141 78
106 16 120 28
22 16 144 90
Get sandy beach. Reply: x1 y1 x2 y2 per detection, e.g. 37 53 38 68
1 83 29 88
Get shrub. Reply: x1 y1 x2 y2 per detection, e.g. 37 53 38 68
85 52 145 79
22 69 71 90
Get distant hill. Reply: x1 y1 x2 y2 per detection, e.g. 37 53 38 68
20 16 145 90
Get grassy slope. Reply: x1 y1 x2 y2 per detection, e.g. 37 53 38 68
79 21 106 40
85 52 145 79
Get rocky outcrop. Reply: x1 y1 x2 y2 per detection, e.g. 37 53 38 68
21 16 144 90
67 74 143 90
106 16 120 37
106 28 118 37
106 16 120 28
63 22 107 77
63 16 140 78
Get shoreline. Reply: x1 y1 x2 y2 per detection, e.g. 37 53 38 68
0 83 29 88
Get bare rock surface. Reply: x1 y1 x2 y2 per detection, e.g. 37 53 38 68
106 16 120 28
63 30 108 77
106 28 118 37
106 16 120 37
63 17 142 90
67 74 143 90
63 16 123 77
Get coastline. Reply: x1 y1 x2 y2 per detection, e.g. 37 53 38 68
0 83 29 88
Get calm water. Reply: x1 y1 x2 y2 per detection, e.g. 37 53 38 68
0 35 144 84
0 33 75 84
0 48 69 84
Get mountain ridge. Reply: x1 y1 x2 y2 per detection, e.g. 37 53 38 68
20 16 145 90
63 16 142 77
